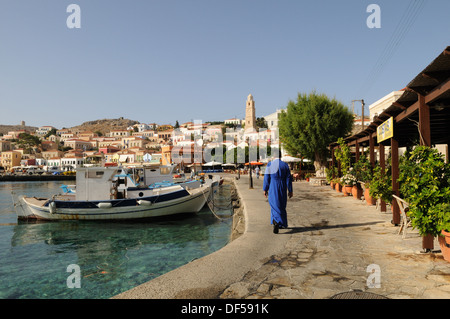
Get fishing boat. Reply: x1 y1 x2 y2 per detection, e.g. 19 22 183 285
13 166 219 221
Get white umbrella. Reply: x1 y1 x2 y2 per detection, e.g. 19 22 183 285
203 161 223 166
281 155 302 162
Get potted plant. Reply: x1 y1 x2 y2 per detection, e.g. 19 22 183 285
341 173 357 196
399 146 450 253
334 138 351 176
334 177 342 192
369 163 392 206
347 167 362 199
437 203 450 261
354 151 375 205
305 173 311 182
325 166 337 188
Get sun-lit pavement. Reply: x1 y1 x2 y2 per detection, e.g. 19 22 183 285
114 174 450 299
220 176 450 299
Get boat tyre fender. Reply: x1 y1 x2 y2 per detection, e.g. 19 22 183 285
97 202 113 209
137 200 152 206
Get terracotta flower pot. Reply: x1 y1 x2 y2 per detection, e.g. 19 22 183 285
335 183 342 192
330 182 335 189
344 185 353 196
352 185 362 200
438 230 450 262
364 187 376 206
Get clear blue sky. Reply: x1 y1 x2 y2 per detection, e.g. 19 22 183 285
0 0 448 128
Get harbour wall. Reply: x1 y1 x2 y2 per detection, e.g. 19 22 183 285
0 175 76 182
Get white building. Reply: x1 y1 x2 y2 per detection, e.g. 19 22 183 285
127 123 150 132
368 90 404 122
224 118 242 126
36 126 56 137
264 109 284 130
47 157 62 169
61 157 84 170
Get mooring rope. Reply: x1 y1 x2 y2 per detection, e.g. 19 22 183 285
202 183 235 221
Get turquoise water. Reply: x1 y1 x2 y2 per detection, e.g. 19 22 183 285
0 181 233 299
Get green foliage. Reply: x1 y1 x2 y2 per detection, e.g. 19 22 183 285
17 133 41 153
398 146 450 236
353 151 373 184
325 166 337 182
44 128 57 138
278 91 353 168
256 117 268 129
334 137 351 175
222 145 278 165
369 164 392 203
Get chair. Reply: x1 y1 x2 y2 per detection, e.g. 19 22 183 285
392 195 411 239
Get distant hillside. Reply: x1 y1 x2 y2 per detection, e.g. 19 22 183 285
0 124 38 136
69 118 140 135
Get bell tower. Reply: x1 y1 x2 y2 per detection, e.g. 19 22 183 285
245 94 256 132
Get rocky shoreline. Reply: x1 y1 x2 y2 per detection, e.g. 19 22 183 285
228 178 245 242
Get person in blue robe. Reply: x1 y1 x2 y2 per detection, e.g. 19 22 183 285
263 157 293 233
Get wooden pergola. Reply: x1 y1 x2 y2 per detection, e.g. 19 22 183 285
330 46 450 225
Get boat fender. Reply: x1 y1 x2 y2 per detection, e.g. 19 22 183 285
137 200 152 206
49 201 56 214
97 202 113 209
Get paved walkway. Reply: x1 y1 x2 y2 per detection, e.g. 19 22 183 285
114 174 450 299
221 177 450 299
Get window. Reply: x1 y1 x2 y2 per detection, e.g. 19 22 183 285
87 170 104 178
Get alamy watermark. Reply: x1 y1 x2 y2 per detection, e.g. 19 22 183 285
169 120 281 166
66 4 81 29
366 264 381 288
67 264 81 288
65 4 380 30
366 4 381 29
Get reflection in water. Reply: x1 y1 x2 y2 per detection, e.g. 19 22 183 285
0 181 233 299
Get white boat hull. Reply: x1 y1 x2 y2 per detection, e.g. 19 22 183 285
17 186 211 221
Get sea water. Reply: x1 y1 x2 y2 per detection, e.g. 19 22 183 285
0 181 233 299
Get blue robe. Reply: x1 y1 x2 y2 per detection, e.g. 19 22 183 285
263 159 293 228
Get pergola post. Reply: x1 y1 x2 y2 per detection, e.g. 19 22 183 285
355 140 360 163
331 147 336 178
391 137 401 225
418 94 431 147
369 133 375 168
379 143 386 212
418 93 434 250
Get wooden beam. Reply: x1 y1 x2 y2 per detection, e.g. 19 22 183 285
395 100 419 123
424 79 450 105
421 72 441 84
406 86 419 94
393 102 406 110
